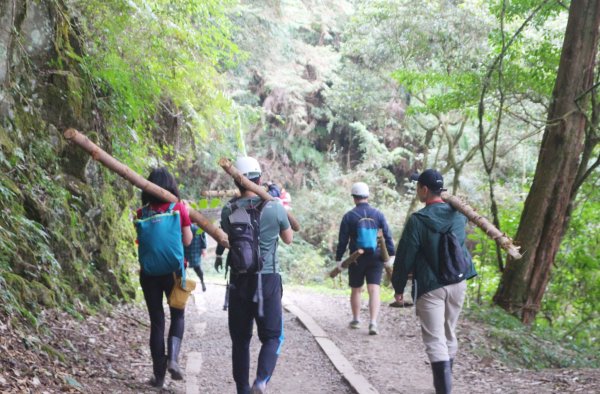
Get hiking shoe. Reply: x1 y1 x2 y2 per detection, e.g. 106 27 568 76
148 376 164 388
349 320 360 329
251 380 267 394
369 323 379 335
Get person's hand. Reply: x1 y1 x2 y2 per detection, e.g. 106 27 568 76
201 249 207 257
214 255 223 272
336 260 343 270
394 293 404 304
385 256 395 268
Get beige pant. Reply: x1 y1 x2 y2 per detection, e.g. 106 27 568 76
416 280 467 362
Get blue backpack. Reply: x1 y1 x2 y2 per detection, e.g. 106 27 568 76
352 210 378 251
136 203 185 279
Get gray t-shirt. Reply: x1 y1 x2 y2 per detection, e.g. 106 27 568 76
220 196 290 273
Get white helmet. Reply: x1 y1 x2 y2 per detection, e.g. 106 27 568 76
351 182 369 197
234 156 262 179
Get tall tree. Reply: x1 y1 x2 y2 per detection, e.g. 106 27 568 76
494 0 600 324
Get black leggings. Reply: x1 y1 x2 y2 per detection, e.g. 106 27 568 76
140 272 185 359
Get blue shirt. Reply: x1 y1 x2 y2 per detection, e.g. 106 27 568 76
336 202 395 261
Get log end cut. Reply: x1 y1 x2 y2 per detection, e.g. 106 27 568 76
218 157 233 169
64 128 78 139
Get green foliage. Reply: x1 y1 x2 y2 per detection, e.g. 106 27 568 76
539 183 599 350
350 121 411 171
73 0 239 170
392 70 482 114
465 306 599 369
488 0 566 26
278 239 328 284
467 195 523 305
466 181 599 352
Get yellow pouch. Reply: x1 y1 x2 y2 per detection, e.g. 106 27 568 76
168 273 196 310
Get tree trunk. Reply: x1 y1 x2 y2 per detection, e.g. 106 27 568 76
493 0 600 324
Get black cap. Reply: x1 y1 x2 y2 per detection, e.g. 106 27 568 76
409 169 446 192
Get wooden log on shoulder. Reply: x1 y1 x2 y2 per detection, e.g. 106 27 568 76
201 189 240 198
64 128 229 248
441 191 522 260
378 230 390 261
218 158 301 231
329 249 364 278
378 230 393 280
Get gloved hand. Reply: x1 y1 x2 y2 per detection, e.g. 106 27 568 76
214 255 223 273
385 256 395 268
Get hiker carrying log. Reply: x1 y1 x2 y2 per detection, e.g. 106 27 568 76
63 128 228 247
218 156 293 394
135 168 193 388
184 223 207 292
392 169 477 394
335 182 395 336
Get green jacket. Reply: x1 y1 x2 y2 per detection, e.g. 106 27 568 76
392 202 477 300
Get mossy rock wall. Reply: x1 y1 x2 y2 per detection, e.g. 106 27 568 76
0 0 137 319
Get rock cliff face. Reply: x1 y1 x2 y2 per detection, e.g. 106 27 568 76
0 0 137 318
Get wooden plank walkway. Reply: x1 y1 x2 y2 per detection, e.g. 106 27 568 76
284 301 379 394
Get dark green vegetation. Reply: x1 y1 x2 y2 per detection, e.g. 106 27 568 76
0 0 597 370
0 0 238 325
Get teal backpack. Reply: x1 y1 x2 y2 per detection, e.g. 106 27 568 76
135 203 185 280
352 210 378 251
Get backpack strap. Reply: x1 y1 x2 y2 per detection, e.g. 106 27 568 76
253 199 278 274
161 202 184 285
141 204 154 219
141 203 176 218
180 258 186 288
225 196 240 213
350 208 368 220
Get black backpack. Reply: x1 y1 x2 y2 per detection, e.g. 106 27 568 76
418 217 471 285
225 199 267 274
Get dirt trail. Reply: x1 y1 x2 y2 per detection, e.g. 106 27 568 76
185 282 352 393
284 286 599 394
1 281 598 393
186 283 599 394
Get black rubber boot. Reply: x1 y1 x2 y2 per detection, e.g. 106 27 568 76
167 336 184 380
149 355 167 388
431 360 452 394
